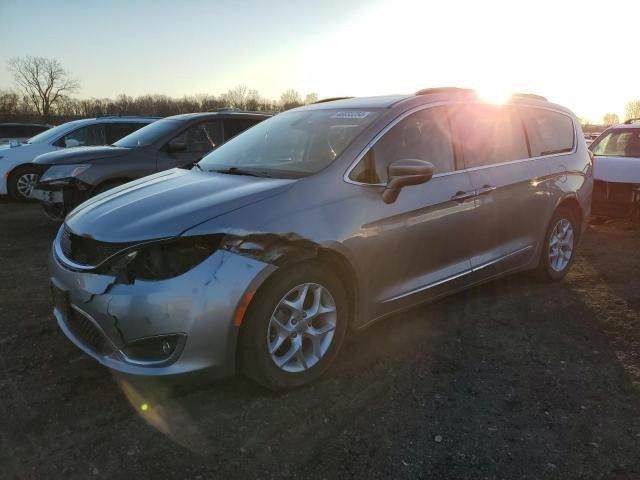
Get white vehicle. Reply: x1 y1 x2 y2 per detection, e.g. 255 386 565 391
589 118 640 216
0 116 158 201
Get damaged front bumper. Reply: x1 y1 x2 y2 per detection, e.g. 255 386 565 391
49 241 275 377
33 178 90 218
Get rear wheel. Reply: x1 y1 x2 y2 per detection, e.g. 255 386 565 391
240 261 348 390
536 206 578 281
8 166 41 201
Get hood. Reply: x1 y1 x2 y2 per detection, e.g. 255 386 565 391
34 146 130 165
593 155 640 183
65 168 295 242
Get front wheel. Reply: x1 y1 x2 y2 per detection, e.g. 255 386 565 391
240 261 348 390
536 206 579 281
8 166 42 201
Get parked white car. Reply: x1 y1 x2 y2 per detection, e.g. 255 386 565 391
0 116 158 200
589 118 640 216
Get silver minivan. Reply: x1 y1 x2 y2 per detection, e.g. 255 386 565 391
48 88 593 390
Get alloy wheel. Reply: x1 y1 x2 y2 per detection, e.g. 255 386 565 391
267 282 337 373
549 218 574 272
16 173 39 199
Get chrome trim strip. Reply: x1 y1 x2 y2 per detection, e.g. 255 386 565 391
343 102 579 187
382 269 471 303
381 245 534 303
470 245 533 273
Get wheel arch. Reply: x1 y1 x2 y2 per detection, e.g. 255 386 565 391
555 195 583 233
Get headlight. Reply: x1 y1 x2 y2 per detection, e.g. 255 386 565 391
96 235 223 281
40 164 91 182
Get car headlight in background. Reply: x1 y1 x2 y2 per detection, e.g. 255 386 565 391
39 164 91 182
97 235 223 281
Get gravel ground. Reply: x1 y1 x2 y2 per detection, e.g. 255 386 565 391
1 200 639 480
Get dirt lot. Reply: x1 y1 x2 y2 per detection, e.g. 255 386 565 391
1 200 639 480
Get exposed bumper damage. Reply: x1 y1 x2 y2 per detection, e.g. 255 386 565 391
592 180 640 217
49 229 322 377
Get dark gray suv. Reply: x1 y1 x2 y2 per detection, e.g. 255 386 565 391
47 89 592 390
32 111 269 219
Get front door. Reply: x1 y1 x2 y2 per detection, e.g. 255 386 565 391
346 105 476 319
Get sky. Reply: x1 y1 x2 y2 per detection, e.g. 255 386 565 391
0 0 638 122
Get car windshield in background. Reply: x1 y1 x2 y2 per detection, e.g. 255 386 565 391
591 129 640 157
27 121 84 144
113 119 180 148
198 109 379 177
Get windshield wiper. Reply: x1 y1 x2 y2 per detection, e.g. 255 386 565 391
193 162 203 171
210 167 273 178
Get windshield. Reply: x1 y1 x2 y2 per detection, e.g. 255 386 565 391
591 129 640 157
113 118 180 148
26 121 85 144
198 109 379 177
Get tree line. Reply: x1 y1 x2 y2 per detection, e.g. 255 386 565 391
0 57 317 124
2 56 639 126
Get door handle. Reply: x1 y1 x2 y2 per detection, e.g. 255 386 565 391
451 190 477 202
475 185 497 196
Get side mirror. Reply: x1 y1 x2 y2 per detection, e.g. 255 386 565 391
382 159 434 204
167 138 187 153
64 138 81 148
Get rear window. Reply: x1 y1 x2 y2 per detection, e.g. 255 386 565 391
521 108 575 157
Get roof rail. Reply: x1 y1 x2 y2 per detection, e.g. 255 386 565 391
623 117 640 125
313 96 354 104
207 107 242 112
511 92 548 102
415 87 475 96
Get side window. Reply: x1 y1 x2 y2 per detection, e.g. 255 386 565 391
224 119 259 141
521 108 575 156
171 121 224 153
350 106 454 184
106 123 145 144
57 124 106 148
449 104 529 168
592 130 640 157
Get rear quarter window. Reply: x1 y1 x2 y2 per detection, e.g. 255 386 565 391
521 108 575 157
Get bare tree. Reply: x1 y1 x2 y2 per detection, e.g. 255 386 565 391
8 56 79 122
0 89 21 114
223 85 249 109
245 89 261 110
602 113 620 125
304 93 319 104
280 89 302 110
624 100 640 121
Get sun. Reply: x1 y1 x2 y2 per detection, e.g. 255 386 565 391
475 86 514 105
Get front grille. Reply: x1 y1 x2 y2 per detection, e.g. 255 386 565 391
60 224 133 266
66 308 112 355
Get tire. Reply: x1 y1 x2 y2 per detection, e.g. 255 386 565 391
41 202 65 222
535 206 579 282
7 165 42 201
240 261 348 390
